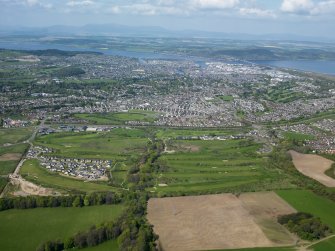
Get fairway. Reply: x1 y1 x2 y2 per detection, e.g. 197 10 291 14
276 190 335 230
152 139 291 195
289 151 335 187
20 159 115 193
0 205 124 251
147 192 296 251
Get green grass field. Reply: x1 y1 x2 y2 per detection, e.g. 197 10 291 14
325 164 335 179
282 132 315 141
0 205 123 251
152 139 292 195
0 127 34 145
20 159 115 193
276 190 335 230
0 177 7 193
0 143 28 175
34 128 149 186
310 236 335 251
155 128 250 139
35 129 147 160
0 161 18 175
74 110 160 125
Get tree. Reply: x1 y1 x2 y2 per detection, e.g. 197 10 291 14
72 196 83 207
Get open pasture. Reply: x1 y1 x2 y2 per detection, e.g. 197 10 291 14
74 110 160 125
0 127 34 145
0 205 123 251
35 128 148 185
0 143 28 175
80 239 119 251
289 150 335 187
20 159 114 193
147 192 296 251
0 177 7 193
276 190 335 230
153 139 289 195
35 128 148 159
155 127 250 139
310 236 335 251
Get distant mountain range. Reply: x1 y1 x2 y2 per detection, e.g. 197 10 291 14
0 23 333 42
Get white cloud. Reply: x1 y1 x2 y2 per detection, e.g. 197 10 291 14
281 0 314 14
26 0 39 6
193 0 240 10
66 0 94 7
239 8 276 18
281 0 335 15
119 3 187 16
310 0 335 15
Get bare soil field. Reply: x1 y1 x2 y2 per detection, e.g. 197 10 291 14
147 192 296 251
0 153 22 161
239 192 297 245
9 174 60 196
289 150 335 187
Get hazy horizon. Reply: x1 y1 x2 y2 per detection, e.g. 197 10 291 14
1 0 335 39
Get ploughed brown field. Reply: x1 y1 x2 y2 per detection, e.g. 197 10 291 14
147 192 296 251
289 150 335 187
0 153 22 161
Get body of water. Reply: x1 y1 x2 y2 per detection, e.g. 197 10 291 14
1 41 335 75
253 60 335 76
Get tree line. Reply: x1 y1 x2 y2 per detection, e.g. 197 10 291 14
278 212 332 240
0 192 121 211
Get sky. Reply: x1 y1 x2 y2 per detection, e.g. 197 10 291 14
0 0 335 38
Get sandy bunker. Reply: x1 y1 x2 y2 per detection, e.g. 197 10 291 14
289 150 335 187
147 192 296 251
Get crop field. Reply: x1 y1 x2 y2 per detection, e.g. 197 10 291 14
152 139 291 195
0 143 28 175
74 110 160 125
0 205 123 251
20 159 115 193
276 190 335 230
147 192 296 251
0 127 34 145
289 151 335 187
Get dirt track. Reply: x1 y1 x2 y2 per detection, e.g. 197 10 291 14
147 192 296 251
289 150 335 187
